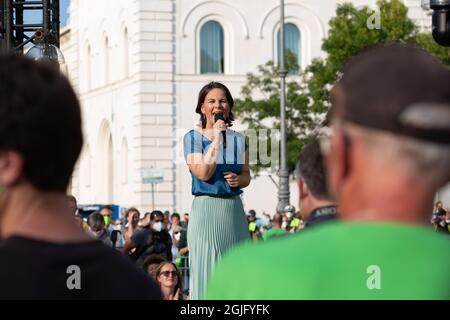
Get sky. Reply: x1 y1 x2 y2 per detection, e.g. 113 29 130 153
61 0 70 27
24 0 70 28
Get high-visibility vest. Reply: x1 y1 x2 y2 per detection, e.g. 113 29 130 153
290 218 300 228
249 222 257 232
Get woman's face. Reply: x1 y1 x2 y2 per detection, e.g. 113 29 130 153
157 263 178 288
201 88 230 127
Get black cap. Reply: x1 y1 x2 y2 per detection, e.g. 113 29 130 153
331 44 450 144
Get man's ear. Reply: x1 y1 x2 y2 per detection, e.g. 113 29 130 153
326 128 348 199
298 176 309 200
0 151 24 187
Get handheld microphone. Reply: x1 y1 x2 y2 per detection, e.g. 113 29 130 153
214 112 227 149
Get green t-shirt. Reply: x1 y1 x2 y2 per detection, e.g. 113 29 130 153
206 222 450 300
262 227 288 241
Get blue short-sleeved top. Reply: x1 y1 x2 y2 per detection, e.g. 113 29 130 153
183 129 247 197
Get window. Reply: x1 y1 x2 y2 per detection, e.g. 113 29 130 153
277 23 301 74
200 21 224 74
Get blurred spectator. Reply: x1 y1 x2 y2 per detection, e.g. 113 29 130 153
100 205 114 229
67 195 84 229
181 213 189 229
434 206 450 234
297 138 337 228
163 211 171 230
123 210 173 268
284 205 302 232
169 213 181 234
262 213 288 241
87 211 113 247
139 212 152 228
143 254 166 280
247 210 261 241
124 207 140 242
170 225 183 263
0 54 160 299
156 262 185 300
111 219 125 249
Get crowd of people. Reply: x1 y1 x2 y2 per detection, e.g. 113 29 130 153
0 42 449 300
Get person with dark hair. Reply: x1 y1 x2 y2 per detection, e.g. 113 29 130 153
100 205 114 229
143 254 166 280
297 138 337 228
68 195 84 230
0 54 160 299
87 211 112 247
123 210 173 268
163 211 171 230
124 207 140 242
183 82 251 299
207 44 450 299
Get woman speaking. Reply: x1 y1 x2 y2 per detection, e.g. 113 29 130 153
183 82 251 300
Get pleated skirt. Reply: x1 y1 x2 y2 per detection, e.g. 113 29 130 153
187 195 250 300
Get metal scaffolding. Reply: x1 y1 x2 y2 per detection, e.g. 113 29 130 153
0 0 60 54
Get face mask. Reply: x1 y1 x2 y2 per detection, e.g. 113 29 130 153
174 232 181 241
286 212 293 219
152 221 163 232
103 215 111 226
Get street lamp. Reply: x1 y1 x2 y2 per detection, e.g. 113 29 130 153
421 0 450 46
276 0 291 214
0 0 65 64
25 28 65 64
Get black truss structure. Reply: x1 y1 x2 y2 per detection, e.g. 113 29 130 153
0 0 60 54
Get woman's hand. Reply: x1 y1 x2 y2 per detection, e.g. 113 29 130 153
223 172 240 188
212 119 226 142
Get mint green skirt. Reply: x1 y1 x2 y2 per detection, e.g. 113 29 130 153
187 195 250 300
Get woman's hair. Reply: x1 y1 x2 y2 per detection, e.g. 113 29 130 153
155 261 183 294
196 82 235 129
142 254 166 272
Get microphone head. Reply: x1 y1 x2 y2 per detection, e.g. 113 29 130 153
214 112 225 123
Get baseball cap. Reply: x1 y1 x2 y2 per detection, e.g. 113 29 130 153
330 44 450 144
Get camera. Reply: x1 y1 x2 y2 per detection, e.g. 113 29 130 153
422 0 450 46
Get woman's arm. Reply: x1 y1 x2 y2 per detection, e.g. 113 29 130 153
187 136 221 181
186 125 224 181
223 151 251 188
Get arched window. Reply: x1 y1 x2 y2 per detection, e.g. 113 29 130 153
200 21 224 74
277 23 301 74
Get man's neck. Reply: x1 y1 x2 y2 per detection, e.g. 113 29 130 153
0 184 91 242
303 198 335 221
339 175 434 225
